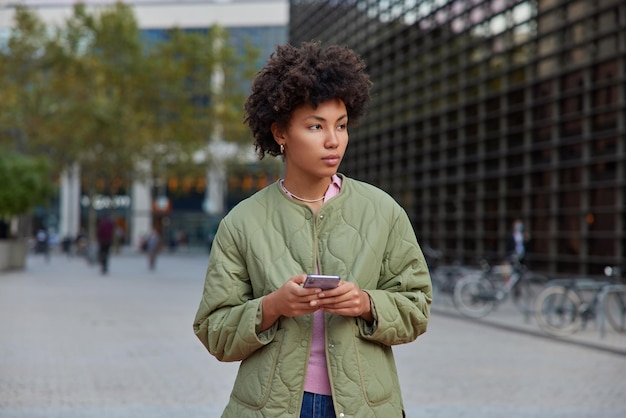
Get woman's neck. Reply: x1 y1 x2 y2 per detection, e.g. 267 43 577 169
281 177 332 202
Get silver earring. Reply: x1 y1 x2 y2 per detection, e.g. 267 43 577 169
280 144 285 154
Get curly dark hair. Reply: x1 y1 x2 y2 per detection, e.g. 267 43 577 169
244 41 372 159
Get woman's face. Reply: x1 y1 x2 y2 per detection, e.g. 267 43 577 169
273 98 348 182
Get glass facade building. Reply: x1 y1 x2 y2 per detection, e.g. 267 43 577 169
289 0 625 276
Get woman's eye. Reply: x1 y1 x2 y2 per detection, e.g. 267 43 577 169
337 123 347 131
309 124 322 131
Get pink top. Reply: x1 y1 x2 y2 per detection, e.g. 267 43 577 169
306 175 341 395
280 175 342 395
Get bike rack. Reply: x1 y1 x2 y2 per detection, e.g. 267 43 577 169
597 284 626 338
543 278 597 288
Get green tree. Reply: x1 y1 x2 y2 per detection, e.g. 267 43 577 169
138 25 257 179
0 1 259 241
0 6 57 156
0 150 54 238
52 2 148 238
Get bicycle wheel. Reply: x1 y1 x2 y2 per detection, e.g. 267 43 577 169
512 278 539 317
432 266 477 303
453 277 497 318
605 291 626 333
534 286 582 336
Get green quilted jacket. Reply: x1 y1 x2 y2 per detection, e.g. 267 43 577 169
193 175 432 417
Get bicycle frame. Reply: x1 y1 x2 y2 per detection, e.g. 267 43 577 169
535 278 614 336
598 284 626 338
453 262 536 319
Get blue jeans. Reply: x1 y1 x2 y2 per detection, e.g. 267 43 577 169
300 391 336 418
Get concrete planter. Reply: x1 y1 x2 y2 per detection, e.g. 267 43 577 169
0 239 29 272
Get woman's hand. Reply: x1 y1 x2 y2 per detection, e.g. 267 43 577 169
260 274 323 331
311 281 373 323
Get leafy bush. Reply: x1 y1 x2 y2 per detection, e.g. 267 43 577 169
0 149 54 220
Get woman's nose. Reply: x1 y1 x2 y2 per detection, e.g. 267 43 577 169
325 130 340 148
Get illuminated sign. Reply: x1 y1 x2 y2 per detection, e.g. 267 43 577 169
81 195 131 210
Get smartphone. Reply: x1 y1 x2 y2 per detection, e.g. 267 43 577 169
303 274 340 290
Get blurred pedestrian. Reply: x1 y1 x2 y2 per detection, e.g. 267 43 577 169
113 223 124 254
505 219 530 299
61 235 72 258
97 214 114 274
145 227 161 271
505 218 529 266
35 228 50 263
75 228 88 258
193 42 432 417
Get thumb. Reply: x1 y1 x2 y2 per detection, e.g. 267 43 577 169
293 274 308 286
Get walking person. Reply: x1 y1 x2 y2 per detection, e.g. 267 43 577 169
97 214 114 274
505 218 529 266
145 227 161 271
35 228 50 263
75 227 88 259
61 235 73 258
505 218 530 300
193 42 432 418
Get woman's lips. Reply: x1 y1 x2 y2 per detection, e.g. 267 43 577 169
322 155 341 166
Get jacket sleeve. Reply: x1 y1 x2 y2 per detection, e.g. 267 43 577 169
356 207 432 346
193 219 277 362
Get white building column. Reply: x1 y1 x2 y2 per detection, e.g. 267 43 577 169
202 140 239 216
131 179 152 248
59 163 81 239
204 164 226 215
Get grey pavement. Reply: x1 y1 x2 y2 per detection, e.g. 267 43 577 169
1 250 237 418
430 286 626 357
1 250 625 418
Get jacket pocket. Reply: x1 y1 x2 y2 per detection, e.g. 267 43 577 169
230 328 285 409
353 336 394 405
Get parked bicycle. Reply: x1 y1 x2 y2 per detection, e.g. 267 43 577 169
422 245 482 303
432 265 482 301
534 266 626 337
602 267 626 333
453 258 548 319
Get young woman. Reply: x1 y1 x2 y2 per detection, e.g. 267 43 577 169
193 41 432 418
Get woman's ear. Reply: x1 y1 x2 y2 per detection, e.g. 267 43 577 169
271 122 284 142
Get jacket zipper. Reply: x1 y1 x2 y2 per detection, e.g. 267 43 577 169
312 210 322 273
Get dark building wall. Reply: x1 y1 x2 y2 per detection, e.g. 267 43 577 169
289 0 626 277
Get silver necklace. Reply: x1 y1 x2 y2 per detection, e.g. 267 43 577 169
279 179 325 203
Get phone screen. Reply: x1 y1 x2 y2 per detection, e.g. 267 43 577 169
303 274 340 290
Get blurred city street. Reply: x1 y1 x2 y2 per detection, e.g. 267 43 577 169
1 251 625 418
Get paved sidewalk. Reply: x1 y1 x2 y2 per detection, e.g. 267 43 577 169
430 288 626 356
1 251 624 418
0 251 237 418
